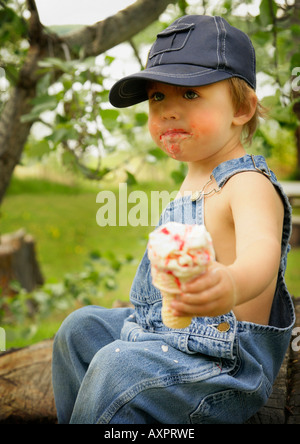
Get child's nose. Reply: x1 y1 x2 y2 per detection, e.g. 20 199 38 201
161 100 180 120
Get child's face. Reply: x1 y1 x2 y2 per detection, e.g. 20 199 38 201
147 80 242 163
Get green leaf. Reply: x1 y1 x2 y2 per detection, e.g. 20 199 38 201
25 139 50 160
38 57 75 73
99 108 120 131
135 112 148 126
171 169 185 184
148 148 167 160
61 150 75 167
126 171 137 186
258 0 277 28
21 95 58 122
170 163 187 184
105 55 115 65
291 53 300 69
47 126 78 144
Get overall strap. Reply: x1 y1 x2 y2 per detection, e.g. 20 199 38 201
212 154 272 187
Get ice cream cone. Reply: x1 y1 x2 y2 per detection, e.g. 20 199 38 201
148 222 215 330
161 291 193 329
151 269 181 293
152 269 199 329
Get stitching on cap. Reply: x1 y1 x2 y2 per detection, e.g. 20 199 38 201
219 18 228 67
149 29 194 60
213 17 220 70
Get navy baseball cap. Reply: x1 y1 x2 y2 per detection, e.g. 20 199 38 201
109 15 256 108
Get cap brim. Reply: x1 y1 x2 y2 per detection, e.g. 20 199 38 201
109 64 233 108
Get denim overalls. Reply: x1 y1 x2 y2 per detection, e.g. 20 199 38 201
52 154 295 424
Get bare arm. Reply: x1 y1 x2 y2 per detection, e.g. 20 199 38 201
171 172 284 318
227 172 283 305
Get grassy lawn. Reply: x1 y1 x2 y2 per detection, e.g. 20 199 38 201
1 174 299 348
0 175 173 347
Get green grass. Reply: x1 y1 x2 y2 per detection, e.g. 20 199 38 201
1 177 157 281
0 176 172 347
1 174 299 348
285 247 300 297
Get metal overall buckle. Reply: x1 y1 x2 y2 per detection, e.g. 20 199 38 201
250 154 272 178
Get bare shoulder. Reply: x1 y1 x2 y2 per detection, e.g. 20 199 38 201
225 171 283 209
226 170 275 190
223 170 284 238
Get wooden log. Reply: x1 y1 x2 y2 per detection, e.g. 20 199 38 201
286 297 300 424
0 300 299 424
0 339 56 424
291 215 300 247
246 298 300 424
0 229 44 294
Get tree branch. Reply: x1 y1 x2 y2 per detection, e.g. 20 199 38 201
128 38 144 70
268 0 281 87
26 0 44 45
60 0 177 58
0 0 178 205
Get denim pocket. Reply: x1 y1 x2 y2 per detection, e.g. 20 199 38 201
190 374 272 424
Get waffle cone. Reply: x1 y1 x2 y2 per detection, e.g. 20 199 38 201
152 269 198 329
161 291 192 329
152 268 199 292
152 269 180 293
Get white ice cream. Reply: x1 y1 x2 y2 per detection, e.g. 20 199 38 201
148 222 215 279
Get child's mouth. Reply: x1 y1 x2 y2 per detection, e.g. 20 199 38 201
160 129 191 138
160 130 192 157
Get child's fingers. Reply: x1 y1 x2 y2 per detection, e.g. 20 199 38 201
171 285 221 315
181 267 220 294
171 266 237 317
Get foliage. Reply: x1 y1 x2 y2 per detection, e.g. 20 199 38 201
186 0 300 175
1 175 299 348
249 0 300 173
0 1 300 340
0 1 28 73
0 250 134 332
20 54 150 183
1 0 300 182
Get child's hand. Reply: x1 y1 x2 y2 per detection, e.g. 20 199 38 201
170 263 237 318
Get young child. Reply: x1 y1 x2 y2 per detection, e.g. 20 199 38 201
52 15 295 424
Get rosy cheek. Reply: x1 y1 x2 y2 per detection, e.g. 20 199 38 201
148 120 160 142
190 117 218 136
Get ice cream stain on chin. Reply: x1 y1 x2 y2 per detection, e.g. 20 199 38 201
160 132 191 157
161 139 181 157
168 143 180 157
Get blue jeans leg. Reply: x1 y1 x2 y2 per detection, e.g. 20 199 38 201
68 337 221 424
52 305 134 424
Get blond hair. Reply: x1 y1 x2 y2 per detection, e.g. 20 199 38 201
227 77 267 145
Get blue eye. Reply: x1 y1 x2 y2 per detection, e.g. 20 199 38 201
184 90 199 99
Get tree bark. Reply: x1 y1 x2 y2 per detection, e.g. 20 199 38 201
0 0 177 205
0 299 299 424
62 0 177 58
0 86 38 206
0 340 56 424
0 229 44 294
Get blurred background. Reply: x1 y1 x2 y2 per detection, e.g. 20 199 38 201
0 0 299 349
